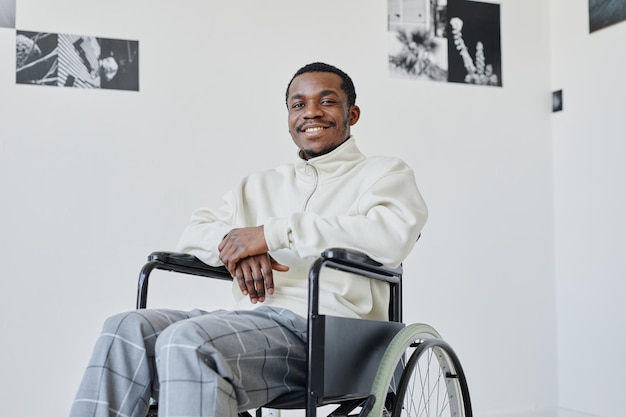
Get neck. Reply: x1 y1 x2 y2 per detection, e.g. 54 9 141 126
300 136 351 160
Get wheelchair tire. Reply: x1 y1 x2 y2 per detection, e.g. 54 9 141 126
368 323 472 417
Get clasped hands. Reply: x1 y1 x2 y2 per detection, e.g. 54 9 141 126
218 226 289 304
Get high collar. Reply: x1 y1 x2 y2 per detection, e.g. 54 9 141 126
295 136 366 182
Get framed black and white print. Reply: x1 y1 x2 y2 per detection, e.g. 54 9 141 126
589 0 626 32
387 0 502 87
16 30 139 91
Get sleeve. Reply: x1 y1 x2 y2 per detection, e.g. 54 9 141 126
266 169 428 268
175 190 239 266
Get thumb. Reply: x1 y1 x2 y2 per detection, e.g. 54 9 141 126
269 256 290 272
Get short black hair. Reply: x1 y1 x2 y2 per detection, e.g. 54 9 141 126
285 62 357 107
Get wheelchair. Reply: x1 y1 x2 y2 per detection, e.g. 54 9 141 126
137 248 472 417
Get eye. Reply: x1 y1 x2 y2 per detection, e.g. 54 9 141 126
290 102 304 109
321 98 336 105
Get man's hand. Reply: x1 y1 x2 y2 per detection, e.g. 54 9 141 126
218 226 269 276
234 253 289 304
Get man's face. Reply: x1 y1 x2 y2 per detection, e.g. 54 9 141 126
287 71 360 160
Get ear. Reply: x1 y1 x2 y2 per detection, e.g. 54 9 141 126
348 105 361 126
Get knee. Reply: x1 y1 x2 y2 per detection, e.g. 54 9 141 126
101 310 156 340
154 320 230 378
155 319 206 353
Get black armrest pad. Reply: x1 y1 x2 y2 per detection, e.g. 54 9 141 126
148 251 213 268
147 251 231 279
322 248 382 267
322 247 403 277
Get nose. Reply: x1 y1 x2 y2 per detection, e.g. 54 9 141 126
303 101 323 118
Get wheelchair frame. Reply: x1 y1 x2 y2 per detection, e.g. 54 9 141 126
137 248 472 417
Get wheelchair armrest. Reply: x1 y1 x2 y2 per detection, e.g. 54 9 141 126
147 251 232 279
307 247 404 324
321 248 403 284
136 251 231 309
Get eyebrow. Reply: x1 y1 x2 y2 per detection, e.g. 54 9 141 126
288 89 340 102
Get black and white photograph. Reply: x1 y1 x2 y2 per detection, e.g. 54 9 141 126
16 31 59 86
589 0 626 32
0 0 16 29
388 0 502 87
58 34 139 90
388 0 449 81
16 30 139 91
446 0 502 87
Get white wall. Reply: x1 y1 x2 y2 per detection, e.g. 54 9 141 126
0 1 560 416
550 1 626 417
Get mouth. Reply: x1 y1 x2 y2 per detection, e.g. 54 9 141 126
298 123 333 134
303 126 326 133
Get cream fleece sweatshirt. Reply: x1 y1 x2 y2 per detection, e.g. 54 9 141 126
176 137 427 320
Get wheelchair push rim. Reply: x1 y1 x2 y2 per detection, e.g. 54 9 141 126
368 323 472 417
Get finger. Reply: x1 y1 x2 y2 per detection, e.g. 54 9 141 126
262 267 274 296
243 266 259 303
218 234 232 257
235 267 248 296
219 239 246 270
217 236 227 251
221 249 241 273
269 256 290 272
250 263 265 302
219 244 233 271
227 259 238 279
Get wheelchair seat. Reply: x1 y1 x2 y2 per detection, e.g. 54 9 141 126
137 248 472 417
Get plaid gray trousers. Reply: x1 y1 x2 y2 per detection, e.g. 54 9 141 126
69 306 308 417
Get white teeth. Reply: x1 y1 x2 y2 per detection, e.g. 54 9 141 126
305 127 325 133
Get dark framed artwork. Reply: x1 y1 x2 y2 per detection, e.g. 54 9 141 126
16 30 139 91
387 0 502 87
589 0 626 33
388 0 450 82
16 31 58 85
446 0 501 87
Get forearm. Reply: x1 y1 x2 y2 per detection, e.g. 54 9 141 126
287 206 425 267
264 175 428 266
175 207 235 266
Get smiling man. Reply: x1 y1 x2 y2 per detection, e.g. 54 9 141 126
70 62 428 417
286 68 360 159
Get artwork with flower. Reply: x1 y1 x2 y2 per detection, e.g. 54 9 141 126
387 0 502 87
